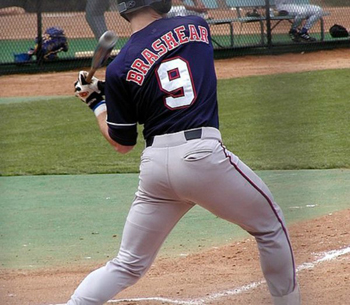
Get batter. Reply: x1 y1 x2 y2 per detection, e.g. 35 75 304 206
71 0 301 304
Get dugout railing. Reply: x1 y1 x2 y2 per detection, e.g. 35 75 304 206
0 0 349 75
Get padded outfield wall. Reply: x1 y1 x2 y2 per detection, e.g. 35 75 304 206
0 0 349 75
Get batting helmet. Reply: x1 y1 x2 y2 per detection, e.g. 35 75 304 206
117 0 172 21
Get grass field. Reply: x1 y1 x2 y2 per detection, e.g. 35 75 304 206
3 38 129 63
1 68 349 176
4 32 346 64
0 169 349 269
0 65 349 305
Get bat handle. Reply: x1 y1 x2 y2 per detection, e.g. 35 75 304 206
85 68 97 84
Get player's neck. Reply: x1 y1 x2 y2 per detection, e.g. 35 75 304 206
129 9 164 33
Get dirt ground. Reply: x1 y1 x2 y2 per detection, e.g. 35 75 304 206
0 49 349 305
0 210 349 305
1 48 350 98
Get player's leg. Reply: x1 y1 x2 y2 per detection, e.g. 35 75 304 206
303 5 323 32
278 4 304 28
283 4 319 41
213 149 300 305
68 197 193 305
67 151 194 305
293 5 321 41
279 4 306 42
85 0 109 39
170 134 300 304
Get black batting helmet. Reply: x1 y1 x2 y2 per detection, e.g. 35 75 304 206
117 0 172 21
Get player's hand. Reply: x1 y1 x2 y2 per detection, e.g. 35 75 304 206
74 71 105 110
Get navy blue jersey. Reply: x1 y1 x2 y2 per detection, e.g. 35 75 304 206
105 15 219 146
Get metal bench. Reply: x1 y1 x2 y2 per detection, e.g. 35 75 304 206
182 0 237 47
268 0 330 41
226 0 330 43
225 0 266 44
176 0 330 46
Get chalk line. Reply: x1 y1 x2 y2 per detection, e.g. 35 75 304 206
49 245 350 305
107 245 350 305
296 246 350 272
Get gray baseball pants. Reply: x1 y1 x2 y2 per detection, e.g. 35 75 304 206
67 127 300 305
277 4 324 30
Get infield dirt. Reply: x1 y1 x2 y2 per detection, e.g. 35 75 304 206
0 49 349 305
1 48 350 98
0 210 349 305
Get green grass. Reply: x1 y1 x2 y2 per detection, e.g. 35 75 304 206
2 32 345 65
1 68 349 176
1 169 349 268
218 69 350 169
1 37 129 63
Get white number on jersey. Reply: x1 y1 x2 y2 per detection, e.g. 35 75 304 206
156 57 196 109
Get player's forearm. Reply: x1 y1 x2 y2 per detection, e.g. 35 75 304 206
73 73 134 154
96 111 134 154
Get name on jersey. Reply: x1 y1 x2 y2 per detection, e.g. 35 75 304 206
126 24 209 86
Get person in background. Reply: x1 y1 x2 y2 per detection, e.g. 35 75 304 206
275 0 324 42
167 0 209 19
85 0 110 39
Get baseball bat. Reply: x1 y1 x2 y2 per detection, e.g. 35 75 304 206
85 30 118 83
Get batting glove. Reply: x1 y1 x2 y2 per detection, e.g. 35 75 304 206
74 71 106 113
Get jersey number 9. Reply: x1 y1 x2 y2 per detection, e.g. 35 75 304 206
156 57 196 110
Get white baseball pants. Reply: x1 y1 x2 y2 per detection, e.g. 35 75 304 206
67 127 300 305
167 5 206 18
277 4 324 30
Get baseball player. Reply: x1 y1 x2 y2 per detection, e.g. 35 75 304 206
85 0 110 40
70 0 300 304
167 0 208 19
275 0 324 42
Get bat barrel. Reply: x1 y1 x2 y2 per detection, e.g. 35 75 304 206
86 30 118 83
100 31 118 49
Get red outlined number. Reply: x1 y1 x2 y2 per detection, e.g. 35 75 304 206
156 57 196 109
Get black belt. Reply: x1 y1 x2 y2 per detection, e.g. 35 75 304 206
146 128 202 147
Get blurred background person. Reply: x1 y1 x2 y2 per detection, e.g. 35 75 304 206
85 0 110 39
275 0 324 42
167 0 209 19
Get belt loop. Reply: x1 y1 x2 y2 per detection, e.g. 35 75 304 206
146 128 203 147
184 128 202 140
146 137 154 147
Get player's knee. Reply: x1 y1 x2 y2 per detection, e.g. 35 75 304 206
110 256 149 279
248 221 286 242
316 9 324 18
312 6 323 17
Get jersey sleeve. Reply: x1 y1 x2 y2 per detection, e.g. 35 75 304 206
105 66 138 146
